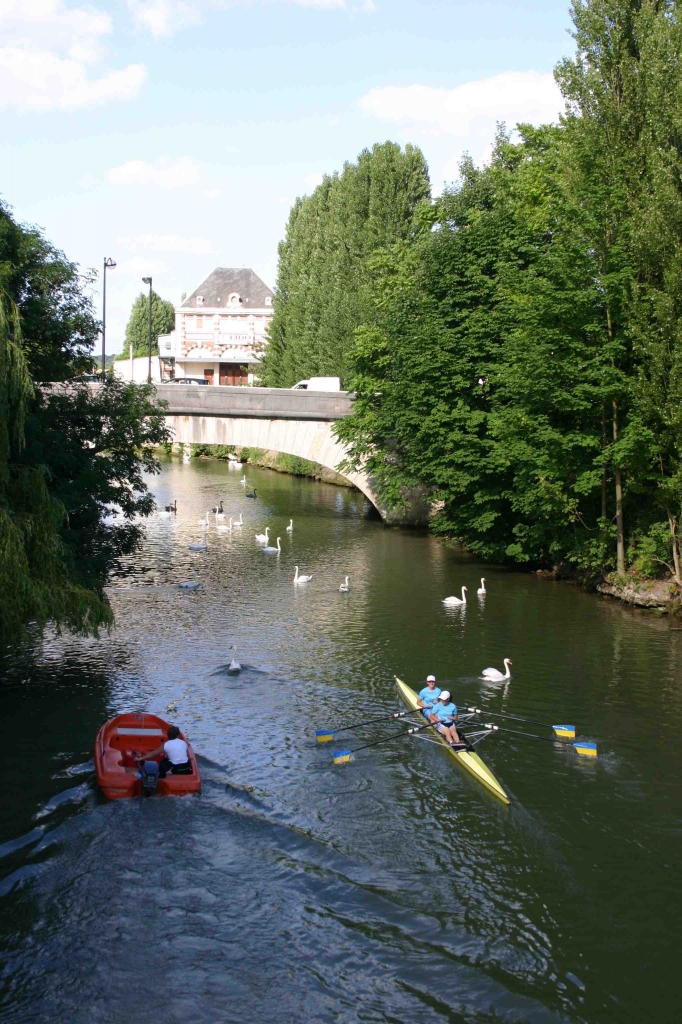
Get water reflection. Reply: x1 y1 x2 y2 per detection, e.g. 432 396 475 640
1 456 681 1022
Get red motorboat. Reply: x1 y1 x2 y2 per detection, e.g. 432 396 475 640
95 712 201 799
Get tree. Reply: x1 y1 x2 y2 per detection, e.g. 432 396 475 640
0 200 169 646
121 290 175 359
260 141 431 387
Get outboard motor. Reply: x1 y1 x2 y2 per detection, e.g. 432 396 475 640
138 759 159 797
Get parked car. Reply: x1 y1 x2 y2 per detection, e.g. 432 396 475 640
290 377 341 391
164 377 209 385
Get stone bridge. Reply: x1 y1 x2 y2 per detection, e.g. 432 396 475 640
155 384 427 524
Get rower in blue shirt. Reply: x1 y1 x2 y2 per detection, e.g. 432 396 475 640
428 690 465 748
417 674 442 720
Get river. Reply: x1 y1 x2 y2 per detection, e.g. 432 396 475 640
1 457 680 1023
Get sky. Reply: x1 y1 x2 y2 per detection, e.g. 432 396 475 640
1 0 575 353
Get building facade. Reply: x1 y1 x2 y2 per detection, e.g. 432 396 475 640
158 267 274 384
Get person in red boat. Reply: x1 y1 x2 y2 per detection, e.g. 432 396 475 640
142 725 192 777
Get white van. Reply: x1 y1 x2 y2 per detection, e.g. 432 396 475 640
290 377 341 391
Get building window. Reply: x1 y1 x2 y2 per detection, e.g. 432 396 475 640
228 293 242 306
196 296 204 305
265 296 272 307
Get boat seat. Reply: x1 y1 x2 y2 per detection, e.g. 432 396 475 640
116 728 164 737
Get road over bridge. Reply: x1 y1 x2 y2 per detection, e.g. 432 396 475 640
156 384 428 524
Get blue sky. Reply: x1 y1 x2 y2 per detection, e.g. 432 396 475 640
2 1 574 352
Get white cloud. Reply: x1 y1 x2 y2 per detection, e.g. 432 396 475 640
0 1 146 111
203 188 222 200
128 0 368 38
117 257 171 276
108 157 200 188
119 234 214 255
360 71 564 139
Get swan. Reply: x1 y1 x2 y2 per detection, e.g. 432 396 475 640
263 536 281 553
183 452 191 463
198 511 211 527
477 578 486 595
232 514 243 528
294 565 313 584
217 518 233 533
176 581 200 590
163 500 177 513
240 476 247 485
246 489 257 499
255 526 270 544
227 645 241 674
286 519 293 532
443 586 467 606
212 500 224 515
339 576 351 592
188 533 208 551
482 658 512 681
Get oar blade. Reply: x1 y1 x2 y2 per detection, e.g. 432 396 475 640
573 740 597 757
316 730 334 743
333 750 352 765
553 724 575 739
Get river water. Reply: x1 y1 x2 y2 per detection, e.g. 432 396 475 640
1 457 680 1023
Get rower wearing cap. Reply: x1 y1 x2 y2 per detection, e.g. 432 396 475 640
428 690 464 748
417 674 442 720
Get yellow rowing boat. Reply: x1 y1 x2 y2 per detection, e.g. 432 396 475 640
395 677 510 805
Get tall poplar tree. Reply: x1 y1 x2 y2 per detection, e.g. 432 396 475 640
261 142 431 386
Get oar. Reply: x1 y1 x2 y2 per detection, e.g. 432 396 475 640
316 708 423 743
333 719 439 764
464 723 597 757
463 707 575 739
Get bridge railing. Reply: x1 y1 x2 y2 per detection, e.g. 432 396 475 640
155 384 354 422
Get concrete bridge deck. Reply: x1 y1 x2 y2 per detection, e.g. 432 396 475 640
154 384 427 525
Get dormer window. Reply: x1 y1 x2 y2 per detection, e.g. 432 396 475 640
265 296 272 307
196 296 204 306
228 293 242 306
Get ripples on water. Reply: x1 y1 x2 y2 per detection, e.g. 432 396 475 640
1 457 681 1023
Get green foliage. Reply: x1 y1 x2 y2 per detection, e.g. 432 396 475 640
0 200 170 646
337 0 682 580
189 444 237 460
260 142 431 387
119 290 175 359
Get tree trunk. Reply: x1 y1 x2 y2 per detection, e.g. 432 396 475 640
612 399 626 574
601 411 607 520
667 508 682 585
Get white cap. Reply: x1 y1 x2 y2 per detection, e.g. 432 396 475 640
426 674 436 682
440 690 451 702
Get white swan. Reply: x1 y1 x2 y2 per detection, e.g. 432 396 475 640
286 519 293 532
294 565 313 584
176 581 201 590
198 511 211 527
255 526 270 544
443 586 467 606
339 576 350 592
482 658 512 681
263 536 281 553
233 513 243 528
217 517 233 533
183 451 191 463
228 645 241 673
188 533 208 551
477 578 486 595
240 475 247 485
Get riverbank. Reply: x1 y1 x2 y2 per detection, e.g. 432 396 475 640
166 442 354 488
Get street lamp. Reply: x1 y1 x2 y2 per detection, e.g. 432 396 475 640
142 276 153 383
102 257 117 381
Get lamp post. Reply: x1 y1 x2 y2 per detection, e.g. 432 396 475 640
142 276 153 383
102 257 116 381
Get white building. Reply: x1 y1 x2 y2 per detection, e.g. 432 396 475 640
158 267 274 384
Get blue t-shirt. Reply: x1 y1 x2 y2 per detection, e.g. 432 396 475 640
430 701 457 723
418 685 442 708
